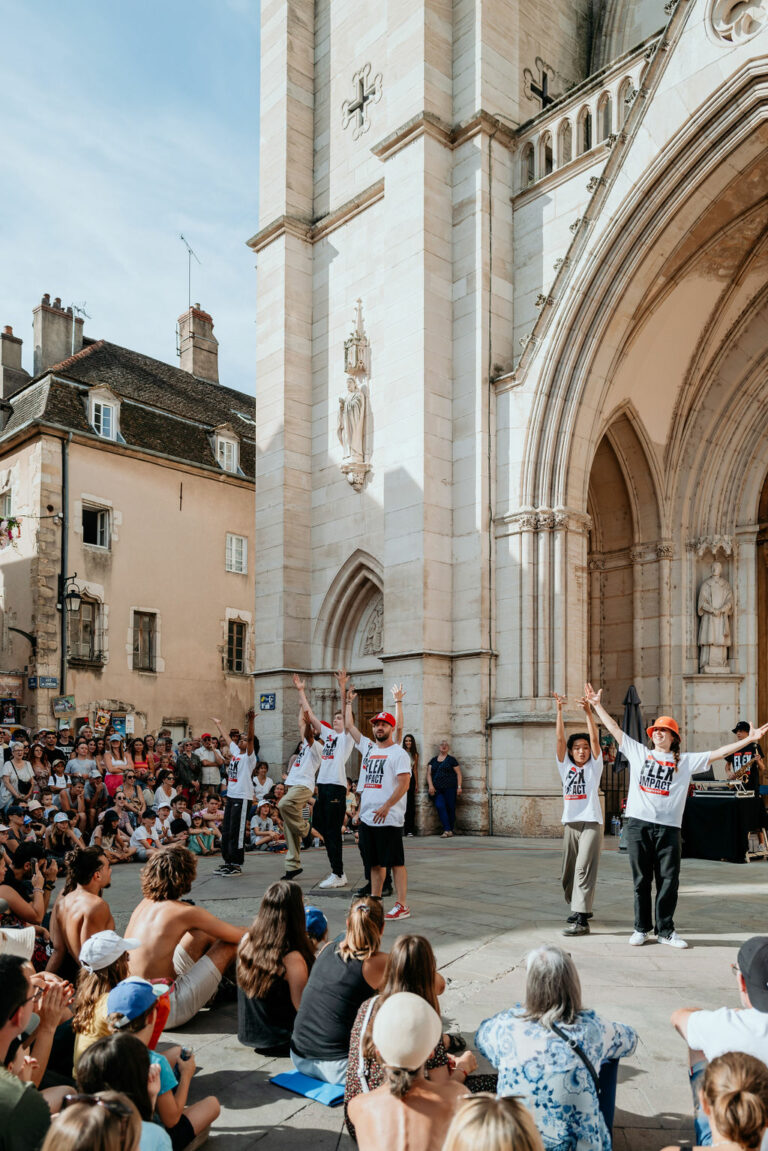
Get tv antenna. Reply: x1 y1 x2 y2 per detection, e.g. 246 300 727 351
179 234 201 309
70 301 91 355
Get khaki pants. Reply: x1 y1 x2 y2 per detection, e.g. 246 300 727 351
278 785 313 872
561 820 602 914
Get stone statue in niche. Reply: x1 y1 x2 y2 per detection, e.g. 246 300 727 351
362 595 383 657
697 561 734 672
337 299 371 492
338 378 366 466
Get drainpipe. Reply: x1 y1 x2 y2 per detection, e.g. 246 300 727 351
59 433 72 691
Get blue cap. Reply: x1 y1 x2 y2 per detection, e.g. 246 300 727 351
305 905 327 940
106 977 163 1025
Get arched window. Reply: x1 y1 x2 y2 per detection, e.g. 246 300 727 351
539 132 553 176
597 93 612 142
558 120 573 166
618 78 633 126
521 142 535 187
578 107 592 154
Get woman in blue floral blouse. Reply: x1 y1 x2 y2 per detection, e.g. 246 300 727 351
475 945 636 1151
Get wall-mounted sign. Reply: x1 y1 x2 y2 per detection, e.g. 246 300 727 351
259 693 276 711
52 694 76 717
28 676 58 690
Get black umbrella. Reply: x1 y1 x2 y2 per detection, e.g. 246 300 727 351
613 685 645 773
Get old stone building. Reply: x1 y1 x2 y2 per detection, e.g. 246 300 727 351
0 296 255 736
252 0 768 833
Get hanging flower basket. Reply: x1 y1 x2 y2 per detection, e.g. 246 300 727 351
0 517 21 550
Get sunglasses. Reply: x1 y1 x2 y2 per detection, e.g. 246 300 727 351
62 1093 133 1123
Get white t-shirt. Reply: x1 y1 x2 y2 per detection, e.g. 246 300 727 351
687 1007 768 1063
557 753 604 824
284 740 322 791
252 775 274 802
130 825 159 851
621 735 710 827
153 815 172 839
226 750 257 800
317 722 354 787
154 786 177 808
356 736 412 828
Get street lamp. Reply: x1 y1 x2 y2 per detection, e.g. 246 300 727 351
57 574 82 614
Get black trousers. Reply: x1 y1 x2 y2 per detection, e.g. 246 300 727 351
404 774 417 834
313 783 347 877
221 796 248 866
625 816 681 936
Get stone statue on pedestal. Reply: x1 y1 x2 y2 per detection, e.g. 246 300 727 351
337 300 371 492
338 378 366 465
697 561 733 672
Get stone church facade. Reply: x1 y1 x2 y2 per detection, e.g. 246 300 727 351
251 0 768 835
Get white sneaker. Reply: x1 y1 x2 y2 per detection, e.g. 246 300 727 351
658 931 688 949
629 930 651 946
318 872 348 889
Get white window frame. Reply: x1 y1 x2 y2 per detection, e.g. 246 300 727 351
225 533 248 574
0 490 11 518
216 435 239 473
93 400 115 440
82 505 110 549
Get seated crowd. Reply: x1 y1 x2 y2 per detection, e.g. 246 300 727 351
0 720 766 1150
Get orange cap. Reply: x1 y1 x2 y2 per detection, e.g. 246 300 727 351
646 715 680 739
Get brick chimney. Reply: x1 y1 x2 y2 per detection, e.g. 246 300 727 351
178 304 219 383
33 293 84 376
0 325 30 400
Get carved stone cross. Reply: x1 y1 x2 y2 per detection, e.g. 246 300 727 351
523 57 565 109
342 64 382 140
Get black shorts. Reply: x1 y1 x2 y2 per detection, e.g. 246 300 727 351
358 822 405 868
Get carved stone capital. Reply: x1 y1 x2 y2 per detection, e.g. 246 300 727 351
588 554 606 571
656 542 674 559
341 460 371 492
689 534 734 558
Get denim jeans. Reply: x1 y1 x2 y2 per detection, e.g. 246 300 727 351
434 788 457 832
690 1060 712 1145
290 1049 348 1085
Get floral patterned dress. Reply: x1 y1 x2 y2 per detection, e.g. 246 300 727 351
475 1005 637 1151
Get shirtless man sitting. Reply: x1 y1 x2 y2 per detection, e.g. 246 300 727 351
126 845 246 1028
47 847 114 982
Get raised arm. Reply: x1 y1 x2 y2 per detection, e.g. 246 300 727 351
553 693 567 761
335 668 349 731
581 696 601 759
707 723 768 765
345 686 363 744
245 706 256 756
293 672 323 735
583 683 624 746
391 683 405 744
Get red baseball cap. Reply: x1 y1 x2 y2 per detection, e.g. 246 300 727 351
372 712 396 727
201 733 213 740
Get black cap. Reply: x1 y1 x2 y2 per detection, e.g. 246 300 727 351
738 937 768 1011
732 720 751 735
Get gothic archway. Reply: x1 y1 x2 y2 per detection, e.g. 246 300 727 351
313 549 384 671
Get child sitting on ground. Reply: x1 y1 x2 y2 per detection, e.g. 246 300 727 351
106 976 219 1151
304 906 328 954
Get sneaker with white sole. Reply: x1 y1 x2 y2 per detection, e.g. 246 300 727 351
385 903 411 921
318 872 348 889
658 931 688 949
628 930 651 946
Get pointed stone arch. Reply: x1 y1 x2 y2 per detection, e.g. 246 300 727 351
314 549 384 669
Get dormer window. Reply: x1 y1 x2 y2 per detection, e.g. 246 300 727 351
88 388 122 442
214 426 240 473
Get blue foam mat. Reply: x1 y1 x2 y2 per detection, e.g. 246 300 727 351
270 1070 345 1107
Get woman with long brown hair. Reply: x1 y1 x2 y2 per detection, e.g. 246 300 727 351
290 895 388 1084
237 880 316 1056
345 934 481 1137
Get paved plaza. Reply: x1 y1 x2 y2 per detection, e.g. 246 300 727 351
105 834 768 1150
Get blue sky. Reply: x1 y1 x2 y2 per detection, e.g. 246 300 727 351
0 0 260 395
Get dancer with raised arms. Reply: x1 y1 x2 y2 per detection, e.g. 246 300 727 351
553 693 603 937
584 682 768 949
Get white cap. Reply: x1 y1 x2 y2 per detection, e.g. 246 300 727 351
53 812 69 823
79 930 141 974
371 992 442 1070
0 926 35 961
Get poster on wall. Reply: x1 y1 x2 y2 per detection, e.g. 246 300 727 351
52 695 76 718
94 708 111 733
125 714 135 735
111 715 127 738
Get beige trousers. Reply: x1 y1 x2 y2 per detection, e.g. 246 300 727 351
278 785 313 872
561 820 602 914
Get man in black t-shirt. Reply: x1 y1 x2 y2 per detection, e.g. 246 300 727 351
725 720 766 828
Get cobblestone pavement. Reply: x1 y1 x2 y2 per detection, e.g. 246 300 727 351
105 834 768 1150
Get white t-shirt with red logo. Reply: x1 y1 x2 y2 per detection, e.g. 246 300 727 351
556 753 604 824
621 735 710 827
317 722 354 787
355 736 412 828
284 739 322 791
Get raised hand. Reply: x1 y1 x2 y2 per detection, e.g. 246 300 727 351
347 685 358 705
246 707 255 721
292 673 305 692
583 682 602 706
552 692 566 707
335 668 349 687
391 683 406 703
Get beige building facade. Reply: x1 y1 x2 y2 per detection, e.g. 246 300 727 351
0 297 256 736
252 0 768 833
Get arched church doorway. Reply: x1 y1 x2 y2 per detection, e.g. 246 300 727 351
756 476 768 727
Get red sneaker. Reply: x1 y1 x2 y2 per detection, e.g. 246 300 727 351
385 902 411 921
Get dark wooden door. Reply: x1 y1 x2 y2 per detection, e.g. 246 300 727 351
349 688 383 780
